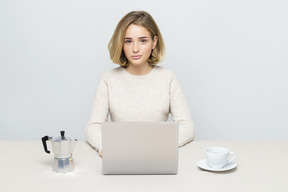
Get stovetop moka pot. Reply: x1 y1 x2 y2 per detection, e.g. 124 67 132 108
42 131 77 173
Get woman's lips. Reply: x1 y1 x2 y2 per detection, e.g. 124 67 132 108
131 55 141 60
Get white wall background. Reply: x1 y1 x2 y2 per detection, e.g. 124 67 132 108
1 0 287 140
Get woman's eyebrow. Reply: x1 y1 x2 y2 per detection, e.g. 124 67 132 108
124 36 149 39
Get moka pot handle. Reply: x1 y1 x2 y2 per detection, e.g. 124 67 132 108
41 136 50 154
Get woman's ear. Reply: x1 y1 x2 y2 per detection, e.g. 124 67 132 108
152 36 158 49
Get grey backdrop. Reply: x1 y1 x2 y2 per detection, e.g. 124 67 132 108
1 0 287 140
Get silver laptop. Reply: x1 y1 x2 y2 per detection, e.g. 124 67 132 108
102 122 178 175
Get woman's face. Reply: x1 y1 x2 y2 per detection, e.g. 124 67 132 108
123 24 158 67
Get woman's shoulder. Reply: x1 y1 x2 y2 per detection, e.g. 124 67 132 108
101 67 125 79
154 65 177 79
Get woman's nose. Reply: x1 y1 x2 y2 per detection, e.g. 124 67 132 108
133 42 139 53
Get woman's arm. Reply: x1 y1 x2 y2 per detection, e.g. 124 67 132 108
169 74 194 147
86 76 109 156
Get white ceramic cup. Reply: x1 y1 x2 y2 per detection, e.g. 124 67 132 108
205 147 235 169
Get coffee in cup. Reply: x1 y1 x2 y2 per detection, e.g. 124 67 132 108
205 147 235 169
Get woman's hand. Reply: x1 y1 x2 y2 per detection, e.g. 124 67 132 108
100 151 102 157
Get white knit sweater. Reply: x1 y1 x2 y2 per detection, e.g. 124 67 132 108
86 66 194 153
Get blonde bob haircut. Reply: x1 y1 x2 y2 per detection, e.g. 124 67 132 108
108 11 165 67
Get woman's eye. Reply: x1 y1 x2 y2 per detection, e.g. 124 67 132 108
125 40 132 44
140 40 147 43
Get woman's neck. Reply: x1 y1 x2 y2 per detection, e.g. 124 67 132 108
125 63 154 75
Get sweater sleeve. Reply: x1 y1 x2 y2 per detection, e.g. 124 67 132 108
169 74 194 147
85 76 109 154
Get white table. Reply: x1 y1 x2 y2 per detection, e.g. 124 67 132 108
0 140 287 192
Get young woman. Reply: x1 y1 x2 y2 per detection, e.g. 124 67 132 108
86 11 194 157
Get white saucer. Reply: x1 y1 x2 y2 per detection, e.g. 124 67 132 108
197 159 237 172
